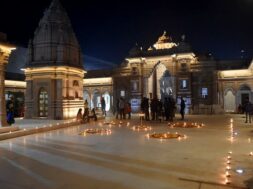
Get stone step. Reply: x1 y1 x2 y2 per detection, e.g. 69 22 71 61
0 126 19 134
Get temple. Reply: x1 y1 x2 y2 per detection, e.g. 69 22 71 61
3 0 253 119
24 0 85 119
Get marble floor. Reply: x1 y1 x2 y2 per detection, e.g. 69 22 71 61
0 114 252 189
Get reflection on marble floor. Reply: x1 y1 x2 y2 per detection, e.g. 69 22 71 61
0 115 252 189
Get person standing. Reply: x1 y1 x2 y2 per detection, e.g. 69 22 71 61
164 98 169 121
101 97 106 116
125 102 131 119
168 97 174 121
119 97 125 120
6 96 15 125
180 97 186 120
84 99 89 111
144 98 150 121
245 97 253 123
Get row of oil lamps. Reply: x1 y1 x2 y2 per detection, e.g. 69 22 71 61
8 119 78 134
224 118 234 185
224 119 253 185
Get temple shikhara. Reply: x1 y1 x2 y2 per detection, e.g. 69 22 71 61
2 0 253 119
24 0 85 119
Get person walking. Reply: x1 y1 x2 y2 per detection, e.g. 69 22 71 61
119 97 125 120
180 97 186 120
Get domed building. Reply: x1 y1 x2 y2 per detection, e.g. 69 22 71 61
24 0 85 119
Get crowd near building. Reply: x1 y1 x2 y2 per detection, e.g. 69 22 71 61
1 0 253 120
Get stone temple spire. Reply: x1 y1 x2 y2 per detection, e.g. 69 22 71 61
25 0 85 120
39 0 71 26
27 0 83 69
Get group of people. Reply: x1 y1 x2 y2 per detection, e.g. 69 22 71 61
76 97 108 123
76 107 97 123
77 99 97 123
140 96 186 121
115 97 131 120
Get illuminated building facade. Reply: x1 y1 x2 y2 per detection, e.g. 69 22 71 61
113 32 219 113
4 32 253 117
2 1 253 118
113 32 253 113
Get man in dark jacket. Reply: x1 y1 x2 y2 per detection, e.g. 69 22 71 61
245 97 253 123
180 97 186 120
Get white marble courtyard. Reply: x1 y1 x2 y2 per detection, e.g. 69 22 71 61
0 114 252 189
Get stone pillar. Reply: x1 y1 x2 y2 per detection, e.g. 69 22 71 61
0 41 15 127
0 64 7 126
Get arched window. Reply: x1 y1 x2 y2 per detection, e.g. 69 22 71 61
73 80 79 87
75 91 79 98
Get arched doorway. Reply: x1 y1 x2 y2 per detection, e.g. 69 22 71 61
159 70 173 102
237 85 252 108
146 62 175 100
92 90 101 109
83 90 91 108
38 88 48 117
224 89 236 112
102 92 110 111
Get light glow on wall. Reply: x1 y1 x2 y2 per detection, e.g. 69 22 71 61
220 69 252 78
25 66 85 79
83 77 112 85
5 80 26 88
0 44 16 54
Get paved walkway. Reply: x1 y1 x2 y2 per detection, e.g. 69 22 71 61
0 114 252 189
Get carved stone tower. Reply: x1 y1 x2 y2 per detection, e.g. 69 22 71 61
25 0 85 119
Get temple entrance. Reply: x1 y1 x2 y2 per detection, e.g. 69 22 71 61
102 92 110 111
146 62 175 100
91 90 101 109
224 89 236 112
159 70 173 102
237 85 251 109
38 88 48 117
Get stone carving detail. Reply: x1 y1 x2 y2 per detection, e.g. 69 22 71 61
27 0 83 69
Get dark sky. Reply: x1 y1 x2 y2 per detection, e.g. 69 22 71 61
1 0 253 65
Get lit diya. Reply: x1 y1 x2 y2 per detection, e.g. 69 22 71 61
132 125 152 131
104 121 116 125
168 122 204 128
79 128 112 136
147 132 185 139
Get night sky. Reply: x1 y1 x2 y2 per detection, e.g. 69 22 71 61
1 0 253 66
